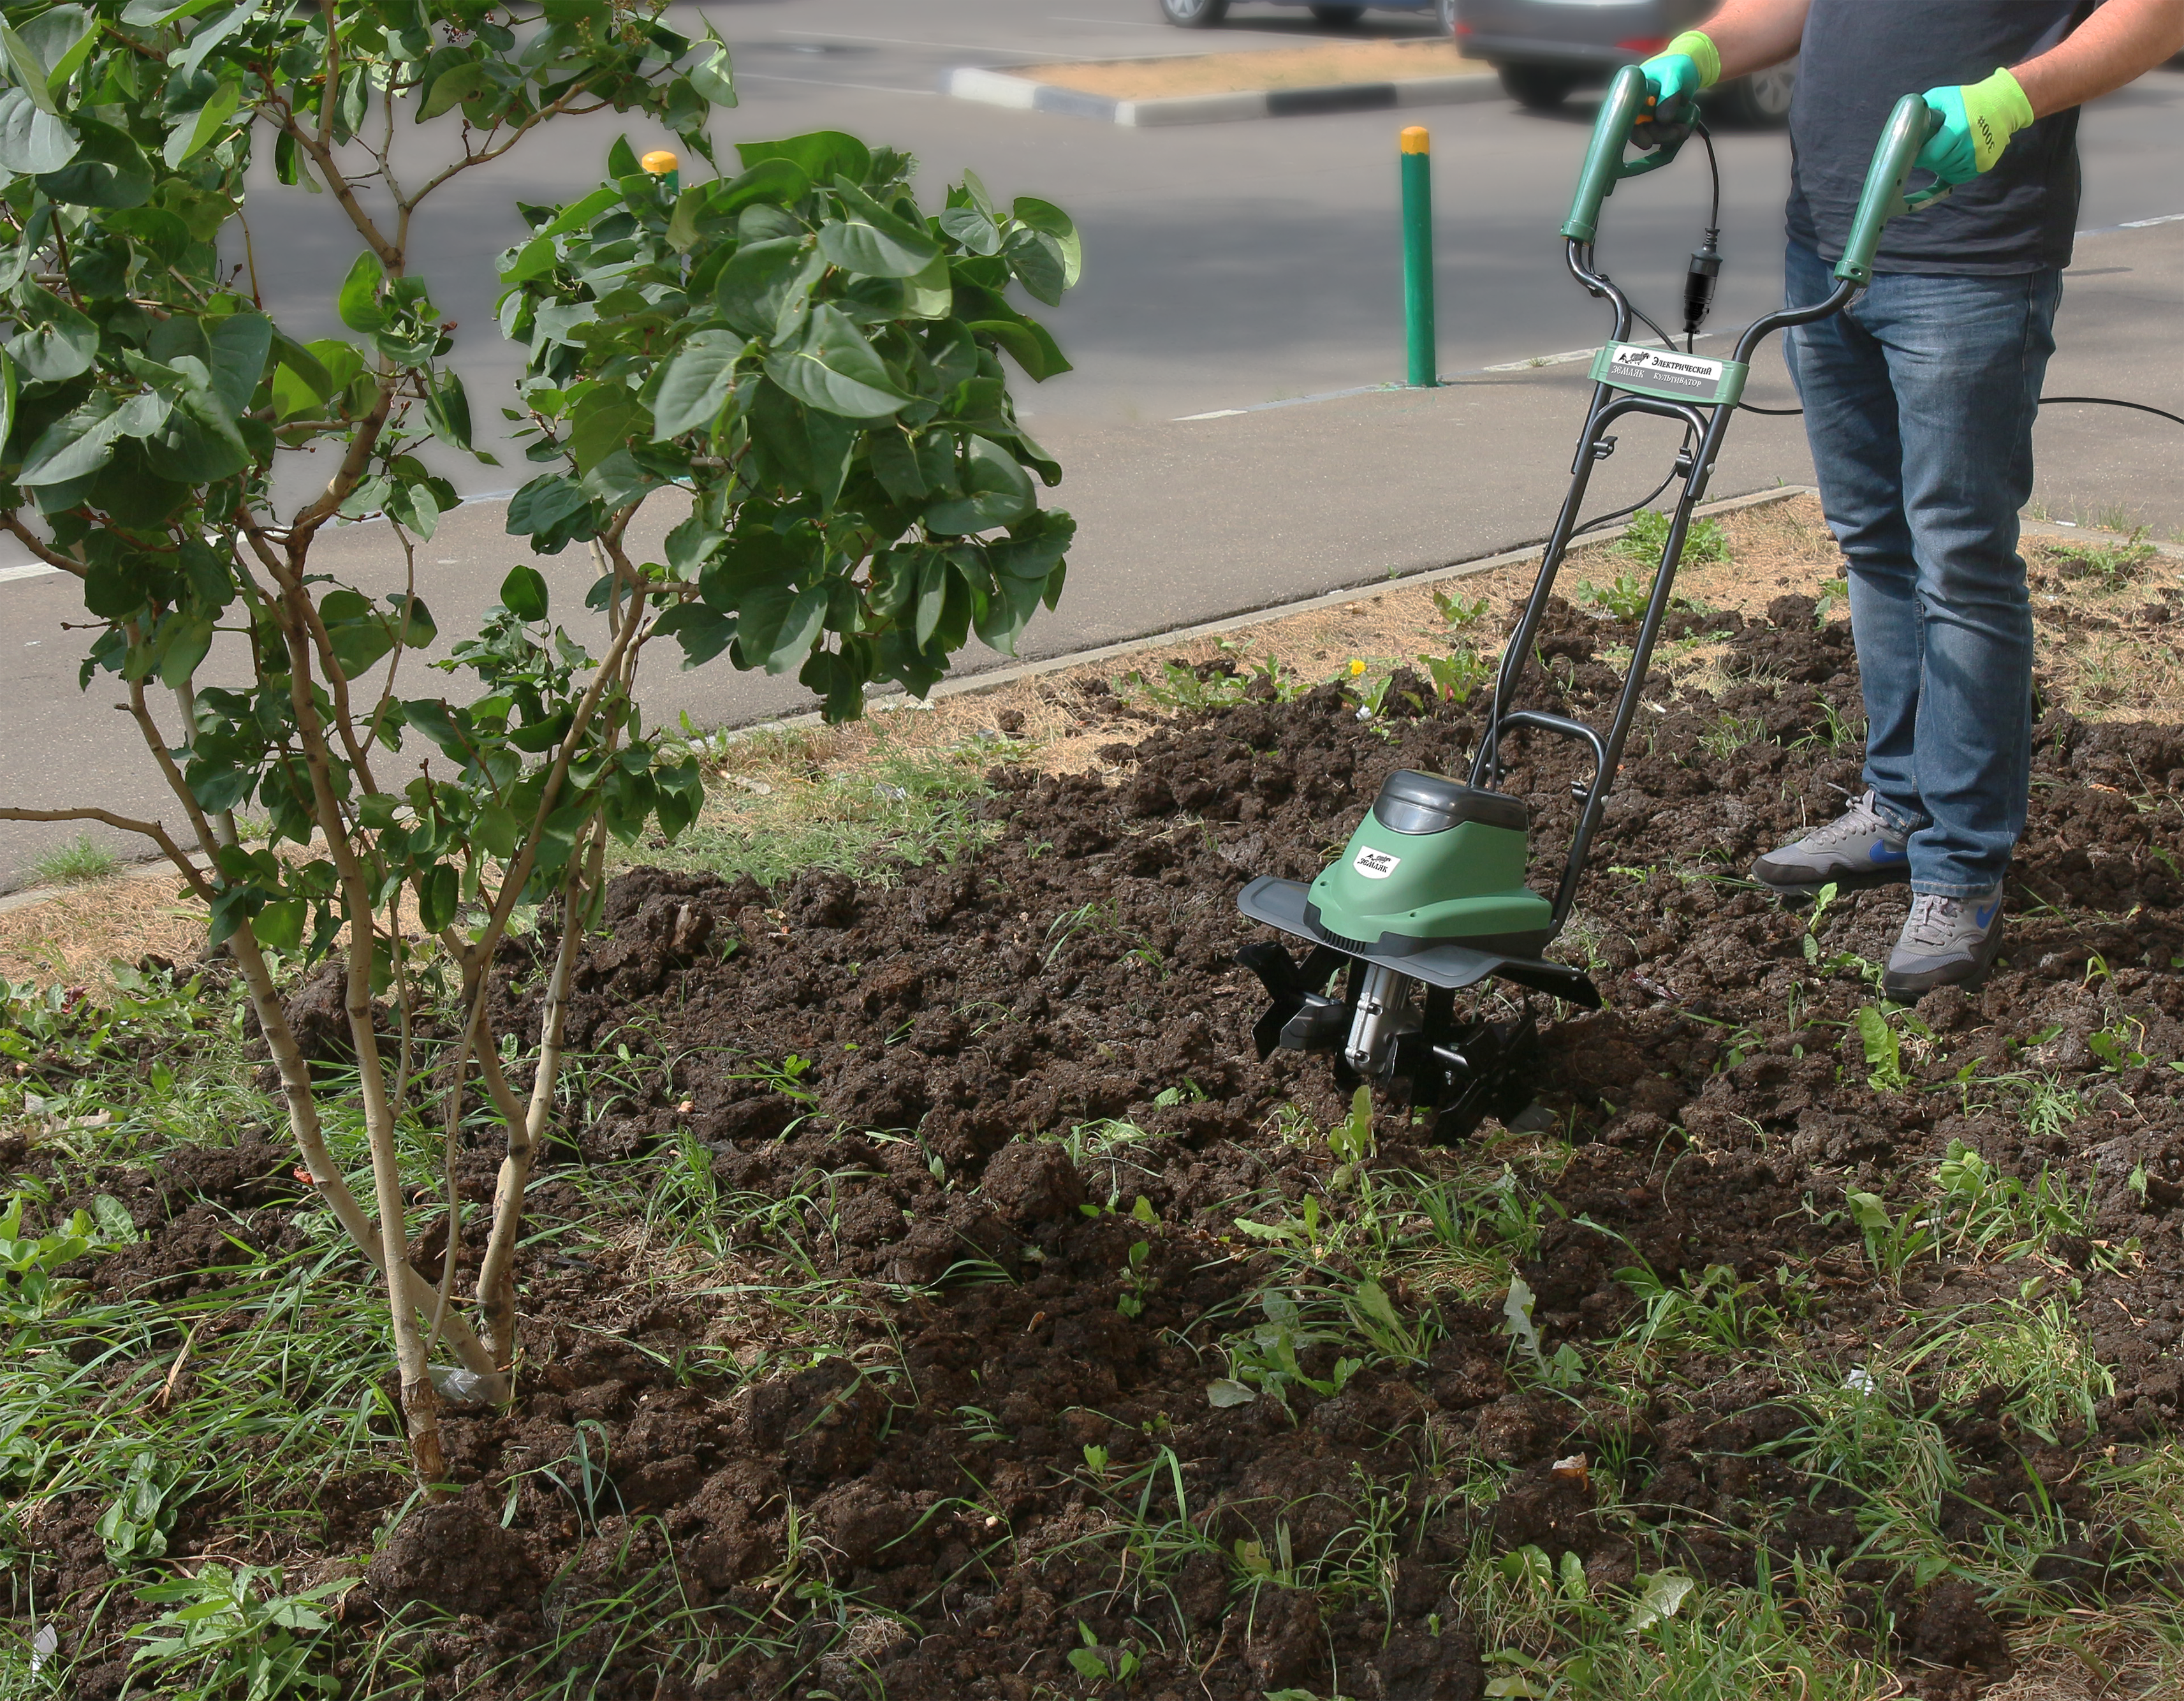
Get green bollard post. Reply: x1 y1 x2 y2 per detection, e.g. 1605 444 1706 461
1400 125 1438 388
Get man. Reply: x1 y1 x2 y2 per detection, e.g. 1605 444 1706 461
1638 0 2184 999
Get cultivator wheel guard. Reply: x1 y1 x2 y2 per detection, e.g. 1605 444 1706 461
1233 72 1949 1134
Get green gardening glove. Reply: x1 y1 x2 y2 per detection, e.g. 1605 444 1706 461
1917 68 2035 184
1638 29 1719 120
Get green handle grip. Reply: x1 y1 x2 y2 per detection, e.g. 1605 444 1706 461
1832 92 1949 286
1560 64 1687 244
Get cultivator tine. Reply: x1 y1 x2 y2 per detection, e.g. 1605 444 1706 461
1426 1009 1543 1142
1236 940 1352 1059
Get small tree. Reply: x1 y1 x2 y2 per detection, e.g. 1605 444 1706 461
0 0 1076 1481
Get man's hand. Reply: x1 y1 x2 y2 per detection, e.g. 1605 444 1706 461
1916 68 2035 184
1638 29 1719 118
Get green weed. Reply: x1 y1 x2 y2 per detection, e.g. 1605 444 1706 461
643 745 996 888
29 833 121 886
1613 506 1730 571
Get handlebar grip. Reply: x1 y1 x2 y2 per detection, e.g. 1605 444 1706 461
1832 93 1947 287
1560 65 1655 244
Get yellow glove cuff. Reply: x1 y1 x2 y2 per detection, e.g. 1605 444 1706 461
1666 30 1720 89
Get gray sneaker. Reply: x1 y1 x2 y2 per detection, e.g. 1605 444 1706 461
1884 887 2006 999
1750 790 1911 894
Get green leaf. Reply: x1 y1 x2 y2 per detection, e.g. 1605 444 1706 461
423 369 472 450
923 437 1034 534
566 387 638 473
817 177 940 279
902 253 952 320
16 390 172 486
418 58 487 122
4 286 96 381
764 305 911 420
537 186 619 240
506 473 589 541
650 329 747 439
0 89 76 174
38 116 154 207
0 21 62 116
336 250 387 333
0 350 15 457
737 129 869 186
1012 196 1081 288
1002 226 1069 307
763 583 828 675
474 801 518 862
207 313 273 416
1206 1378 1256 1408
416 862 459 932
162 77 244 168
29 4 98 96
938 205 1000 256
156 611 214 687
712 237 819 339
500 564 549 622
715 156 809 216
685 31 736 107
253 899 305 953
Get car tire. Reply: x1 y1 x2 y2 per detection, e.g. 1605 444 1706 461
1435 0 1458 34
1159 0 1229 26
1310 3 1364 22
1711 64 1796 127
1499 63 1579 110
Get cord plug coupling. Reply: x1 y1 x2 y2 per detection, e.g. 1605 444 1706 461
1683 229 1722 342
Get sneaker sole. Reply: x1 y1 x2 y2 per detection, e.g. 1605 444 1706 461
1748 865 1914 902
1882 921 2007 1001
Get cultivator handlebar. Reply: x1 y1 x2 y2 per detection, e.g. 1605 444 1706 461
1834 93 1949 286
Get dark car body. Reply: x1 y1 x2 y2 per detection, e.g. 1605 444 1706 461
1157 0 1447 32
1454 0 1796 124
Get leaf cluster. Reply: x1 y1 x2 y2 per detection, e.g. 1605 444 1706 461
496 129 1081 718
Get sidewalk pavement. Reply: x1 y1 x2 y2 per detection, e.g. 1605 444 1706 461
1 221 2179 888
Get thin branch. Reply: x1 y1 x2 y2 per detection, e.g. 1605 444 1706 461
0 809 211 902
0 517 87 576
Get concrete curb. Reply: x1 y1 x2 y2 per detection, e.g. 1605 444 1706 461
943 64 1502 126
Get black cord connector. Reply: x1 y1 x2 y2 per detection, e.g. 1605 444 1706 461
1683 231 1722 348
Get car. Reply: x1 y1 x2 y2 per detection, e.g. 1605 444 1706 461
1157 0 1452 31
1452 0 1795 125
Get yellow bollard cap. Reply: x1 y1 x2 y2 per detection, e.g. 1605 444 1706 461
640 149 679 175
1400 126 1430 155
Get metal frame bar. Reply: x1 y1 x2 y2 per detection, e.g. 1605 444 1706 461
1469 242 1859 929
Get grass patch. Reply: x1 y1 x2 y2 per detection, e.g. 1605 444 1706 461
634 735 1000 888
29 834 120 887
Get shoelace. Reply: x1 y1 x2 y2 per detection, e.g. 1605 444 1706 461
1900 893 1967 948
1803 789 1895 848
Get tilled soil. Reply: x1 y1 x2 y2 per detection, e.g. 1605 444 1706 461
19 596 2184 1700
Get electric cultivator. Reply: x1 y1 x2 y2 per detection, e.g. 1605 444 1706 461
1238 71 1948 1138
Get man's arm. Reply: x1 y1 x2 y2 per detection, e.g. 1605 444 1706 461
1697 0 1810 83
2013 0 2184 117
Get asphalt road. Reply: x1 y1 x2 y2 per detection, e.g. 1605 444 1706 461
5 1 2184 885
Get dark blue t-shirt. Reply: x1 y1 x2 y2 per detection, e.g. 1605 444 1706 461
1787 0 2095 275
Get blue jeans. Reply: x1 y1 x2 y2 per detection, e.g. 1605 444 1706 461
1781 242 2062 897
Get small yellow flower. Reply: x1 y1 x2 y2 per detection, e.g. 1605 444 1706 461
1348 658 1366 677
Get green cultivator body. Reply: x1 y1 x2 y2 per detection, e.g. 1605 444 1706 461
1239 72 1948 1138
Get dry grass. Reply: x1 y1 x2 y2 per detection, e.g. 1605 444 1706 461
1021 40 1484 99
11 492 2179 986
0 871 209 987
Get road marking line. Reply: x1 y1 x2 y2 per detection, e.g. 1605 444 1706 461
738 71 935 96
